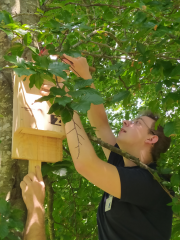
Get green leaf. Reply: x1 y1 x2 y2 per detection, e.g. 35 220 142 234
48 62 69 79
74 79 93 89
60 107 73 124
8 218 24 231
54 96 71 106
40 73 56 84
9 208 23 220
14 68 36 77
32 54 50 69
0 10 13 24
171 174 180 186
164 121 180 137
155 82 163 92
79 23 92 31
103 9 114 20
6 232 21 240
48 103 61 114
68 90 85 98
0 198 8 214
7 43 24 57
45 34 53 44
4 55 26 68
29 73 44 89
172 203 180 213
70 101 91 114
28 46 39 55
170 65 180 77
0 114 3 118
112 91 130 103
46 44 56 55
0 27 13 38
42 163 53 176
35 95 55 103
134 11 147 24
137 42 146 55
23 32 32 46
50 87 66 96
81 92 104 105
0 219 9 239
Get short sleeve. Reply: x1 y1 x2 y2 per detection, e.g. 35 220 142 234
117 166 164 207
108 144 124 167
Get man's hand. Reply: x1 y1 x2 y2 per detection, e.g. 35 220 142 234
20 166 45 213
62 54 92 79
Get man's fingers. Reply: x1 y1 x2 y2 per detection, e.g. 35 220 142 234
63 54 75 63
23 175 32 185
35 166 43 182
40 90 49 96
20 181 27 191
41 84 51 90
62 58 74 66
28 172 38 182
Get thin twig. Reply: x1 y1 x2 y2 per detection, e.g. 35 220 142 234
118 76 128 90
44 176 55 240
63 146 71 156
66 176 78 235
59 30 69 52
102 31 122 47
45 2 126 10
71 29 101 49
81 50 132 60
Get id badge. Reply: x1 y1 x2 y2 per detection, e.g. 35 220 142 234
105 194 113 212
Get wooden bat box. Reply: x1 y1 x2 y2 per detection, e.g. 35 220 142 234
11 73 66 173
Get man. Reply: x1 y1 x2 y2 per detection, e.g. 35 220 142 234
20 54 173 240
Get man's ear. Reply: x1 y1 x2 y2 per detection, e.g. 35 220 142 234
145 135 159 145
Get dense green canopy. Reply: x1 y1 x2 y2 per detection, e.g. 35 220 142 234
0 0 180 239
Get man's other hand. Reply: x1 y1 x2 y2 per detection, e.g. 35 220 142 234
62 54 92 79
20 166 45 213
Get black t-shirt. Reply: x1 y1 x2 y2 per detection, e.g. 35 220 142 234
97 144 173 240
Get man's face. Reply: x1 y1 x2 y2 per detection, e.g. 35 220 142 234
116 116 155 147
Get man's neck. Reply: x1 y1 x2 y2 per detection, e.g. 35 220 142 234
117 143 153 167
123 157 137 167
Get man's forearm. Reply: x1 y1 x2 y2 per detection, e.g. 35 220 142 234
23 207 46 240
65 111 97 168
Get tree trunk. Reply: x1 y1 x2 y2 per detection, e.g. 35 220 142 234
0 0 39 238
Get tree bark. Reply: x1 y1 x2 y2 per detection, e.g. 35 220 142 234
0 0 39 238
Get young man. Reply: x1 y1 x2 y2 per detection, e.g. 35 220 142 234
20 54 173 240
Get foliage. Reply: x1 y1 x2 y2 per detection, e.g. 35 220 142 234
1 0 180 239
0 197 24 240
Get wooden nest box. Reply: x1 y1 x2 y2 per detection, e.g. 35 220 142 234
11 74 66 173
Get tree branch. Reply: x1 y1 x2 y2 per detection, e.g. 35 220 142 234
59 30 69 52
118 76 128 90
44 176 55 240
63 146 71 156
127 81 159 90
87 133 173 199
102 31 122 47
81 50 132 60
45 2 126 10
66 176 78 235
71 29 101 49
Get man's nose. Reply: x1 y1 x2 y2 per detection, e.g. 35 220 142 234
123 120 131 127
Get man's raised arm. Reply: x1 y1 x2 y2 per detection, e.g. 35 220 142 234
62 54 116 159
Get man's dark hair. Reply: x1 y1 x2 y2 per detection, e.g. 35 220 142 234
137 110 171 163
